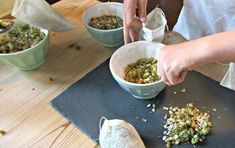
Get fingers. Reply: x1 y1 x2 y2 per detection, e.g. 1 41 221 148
159 66 188 86
124 0 136 25
138 0 147 22
123 22 131 44
157 60 171 86
124 0 137 44
124 0 147 44
130 18 142 42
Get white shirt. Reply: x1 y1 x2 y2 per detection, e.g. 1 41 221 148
173 0 235 90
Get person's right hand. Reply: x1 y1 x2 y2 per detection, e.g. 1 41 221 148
124 0 147 44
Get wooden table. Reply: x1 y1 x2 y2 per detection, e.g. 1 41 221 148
0 0 229 147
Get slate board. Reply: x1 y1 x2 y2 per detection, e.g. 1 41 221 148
51 60 235 148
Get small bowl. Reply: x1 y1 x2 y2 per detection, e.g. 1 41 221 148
0 27 49 71
82 2 124 48
109 41 166 99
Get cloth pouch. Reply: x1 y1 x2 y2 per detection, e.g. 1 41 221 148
141 7 167 42
11 0 76 32
99 117 145 148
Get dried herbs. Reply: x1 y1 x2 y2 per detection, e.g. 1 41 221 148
0 24 45 54
89 15 123 30
124 57 159 84
163 103 212 147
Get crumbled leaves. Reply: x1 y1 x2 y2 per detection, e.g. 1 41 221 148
68 43 76 48
147 104 151 108
163 103 212 147
49 77 54 82
89 15 123 30
132 106 136 110
75 45 81 51
146 103 157 113
0 24 45 54
0 130 6 136
181 88 186 93
124 57 159 84
141 118 147 122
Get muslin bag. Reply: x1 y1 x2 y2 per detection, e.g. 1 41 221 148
11 0 76 32
99 117 145 148
141 7 167 42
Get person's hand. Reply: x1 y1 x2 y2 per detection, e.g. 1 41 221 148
157 43 201 86
158 30 235 86
124 0 147 44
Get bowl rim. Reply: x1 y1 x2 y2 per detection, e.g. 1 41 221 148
82 2 124 32
109 41 165 87
0 27 49 56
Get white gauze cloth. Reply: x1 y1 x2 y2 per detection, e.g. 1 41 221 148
173 0 235 90
99 118 145 148
12 0 76 32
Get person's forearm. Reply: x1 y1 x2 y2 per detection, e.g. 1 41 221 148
195 30 235 64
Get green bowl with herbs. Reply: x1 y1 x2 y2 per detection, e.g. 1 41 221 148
0 23 49 70
82 2 124 48
110 41 166 99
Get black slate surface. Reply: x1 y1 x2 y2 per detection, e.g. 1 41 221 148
51 60 235 148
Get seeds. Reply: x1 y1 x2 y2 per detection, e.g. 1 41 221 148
146 104 151 108
0 19 14 31
181 88 186 93
141 118 147 122
124 57 159 84
0 130 6 136
162 103 212 147
0 24 45 54
89 15 123 30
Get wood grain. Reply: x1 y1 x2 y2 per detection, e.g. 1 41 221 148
0 0 228 148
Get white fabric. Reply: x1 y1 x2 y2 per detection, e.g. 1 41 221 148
12 0 76 32
99 118 145 148
141 7 167 42
173 0 235 90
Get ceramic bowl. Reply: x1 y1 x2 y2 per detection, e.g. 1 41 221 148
109 41 166 99
82 2 124 48
0 26 49 71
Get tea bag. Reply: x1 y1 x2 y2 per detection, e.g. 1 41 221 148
141 7 167 42
99 117 145 148
11 0 76 32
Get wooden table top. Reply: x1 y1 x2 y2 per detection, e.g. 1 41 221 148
0 0 229 147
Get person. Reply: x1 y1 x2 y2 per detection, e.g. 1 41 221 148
123 0 235 90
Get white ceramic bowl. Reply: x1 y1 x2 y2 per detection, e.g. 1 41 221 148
109 41 166 99
82 2 124 48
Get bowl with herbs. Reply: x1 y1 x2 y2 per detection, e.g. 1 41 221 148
0 21 49 70
82 2 124 48
109 41 166 99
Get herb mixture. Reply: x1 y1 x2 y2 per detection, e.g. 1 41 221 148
89 15 123 30
0 19 14 30
163 103 212 147
124 57 159 84
0 24 45 54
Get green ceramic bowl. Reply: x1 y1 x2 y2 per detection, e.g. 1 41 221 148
110 41 166 99
0 28 49 71
82 2 124 48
